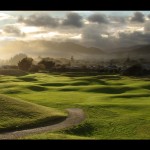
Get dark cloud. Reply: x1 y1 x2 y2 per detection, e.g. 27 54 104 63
82 25 101 41
118 31 150 47
2 11 150 52
130 12 145 23
144 21 150 32
88 13 109 24
81 22 150 50
18 14 59 28
3 25 25 37
62 12 83 28
109 16 126 24
81 24 115 50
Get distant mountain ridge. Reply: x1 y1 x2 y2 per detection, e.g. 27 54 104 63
111 44 150 59
24 40 106 59
0 40 150 61
36 40 105 55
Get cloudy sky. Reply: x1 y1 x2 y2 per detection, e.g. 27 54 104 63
0 11 150 59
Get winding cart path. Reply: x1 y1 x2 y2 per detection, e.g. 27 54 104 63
0 108 85 139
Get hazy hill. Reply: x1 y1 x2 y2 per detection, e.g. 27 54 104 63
111 45 150 59
30 41 106 59
1 40 150 61
0 94 66 132
0 40 106 60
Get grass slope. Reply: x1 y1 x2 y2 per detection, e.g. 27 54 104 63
0 94 67 132
22 132 92 140
0 73 150 139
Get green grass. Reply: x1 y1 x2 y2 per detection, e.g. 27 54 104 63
22 132 93 140
0 94 67 132
0 73 150 139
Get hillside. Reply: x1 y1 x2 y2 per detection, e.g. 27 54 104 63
111 44 150 59
130 45 150 54
28 40 106 59
0 40 105 60
0 94 67 132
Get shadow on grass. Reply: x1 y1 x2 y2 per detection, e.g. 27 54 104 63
3 90 22 94
0 81 7 83
19 77 38 82
142 85 150 90
40 83 68 87
52 72 101 77
27 85 48 91
112 94 150 98
41 80 105 87
71 75 121 86
79 78 109 85
95 75 121 80
63 122 95 136
59 88 79 92
84 87 134 94
69 81 90 86
40 81 91 87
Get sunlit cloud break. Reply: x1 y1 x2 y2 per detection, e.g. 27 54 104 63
0 11 150 59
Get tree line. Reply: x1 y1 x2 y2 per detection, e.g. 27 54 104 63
17 56 150 76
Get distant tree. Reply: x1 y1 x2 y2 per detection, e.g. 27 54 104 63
122 63 145 76
38 59 55 71
109 59 116 66
9 53 27 65
38 64 46 70
29 65 39 72
18 57 33 71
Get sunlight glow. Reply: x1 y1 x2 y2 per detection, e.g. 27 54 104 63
0 13 16 20
70 34 82 40
21 26 42 33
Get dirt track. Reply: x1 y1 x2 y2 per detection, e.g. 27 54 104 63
0 108 85 140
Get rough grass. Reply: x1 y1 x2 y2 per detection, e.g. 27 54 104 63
0 94 67 133
0 73 150 139
22 132 93 140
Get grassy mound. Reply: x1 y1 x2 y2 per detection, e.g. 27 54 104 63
0 94 67 132
0 73 150 139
